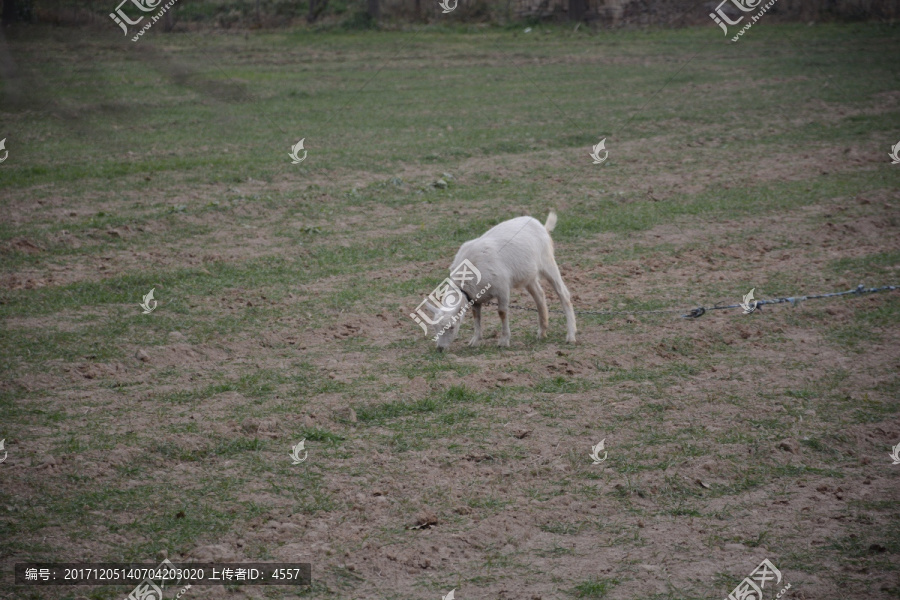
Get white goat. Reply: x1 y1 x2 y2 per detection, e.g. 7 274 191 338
431 211 576 351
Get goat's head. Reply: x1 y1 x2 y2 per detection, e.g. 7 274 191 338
430 302 466 352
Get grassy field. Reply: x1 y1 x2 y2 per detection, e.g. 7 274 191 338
1 20 899 600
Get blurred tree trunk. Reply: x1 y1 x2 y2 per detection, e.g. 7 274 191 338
163 4 175 30
2 0 18 24
367 0 379 20
569 0 586 21
308 0 328 22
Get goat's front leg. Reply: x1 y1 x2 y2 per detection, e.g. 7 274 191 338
467 303 482 346
497 295 511 347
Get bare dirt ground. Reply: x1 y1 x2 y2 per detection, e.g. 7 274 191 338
4 180 898 599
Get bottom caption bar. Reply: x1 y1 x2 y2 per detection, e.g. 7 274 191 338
15 562 311 586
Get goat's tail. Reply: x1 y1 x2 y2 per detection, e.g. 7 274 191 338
544 211 558 233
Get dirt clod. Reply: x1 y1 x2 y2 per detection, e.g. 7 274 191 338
409 512 438 530
333 407 357 423
778 439 801 454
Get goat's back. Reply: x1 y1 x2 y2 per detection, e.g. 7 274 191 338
451 216 552 290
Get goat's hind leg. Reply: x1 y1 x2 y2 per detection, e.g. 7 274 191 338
542 263 577 343
526 279 549 339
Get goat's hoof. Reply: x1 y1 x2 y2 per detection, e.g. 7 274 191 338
566 336 577 344
467 337 482 347
498 338 510 348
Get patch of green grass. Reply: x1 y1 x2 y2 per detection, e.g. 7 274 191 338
355 385 488 424
800 437 843 456
151 436 265 462
398 357 479 380
605 363 701 384
572 576 620 598
829 250 900 279
849 392 900 424
827 523 900 558
540 521 591 535
536 544 576 557
300 427 345 445
356 395 443 423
